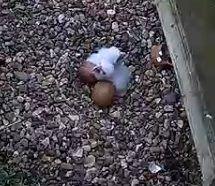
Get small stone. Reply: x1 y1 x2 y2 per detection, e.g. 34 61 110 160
148 162 162 173
6 72 13 79
162 130 170 138
41 137 50 147
149 31 155 38
85 167 97 181
42 75 55 86
155 112 162 118
3 119 9 125
177 120 184 128
164 92 177 104
0 54 5 65
55 159 62 164
142 30 149 39
131 178 139 186
147 39 152 48
180 111 187 119
107 9 116 16
65 171 73 177
164 105 174 112
5 41 14 46
42 155 53 162
32 107 44 117
13 151 19 157
112 22 119 32
72 147 83 158
50 49 55 58
24 102 31 111
58 14 65 23
83 145 91 152
120 159 127 168
68 115 80 121
75 53 81 57
79 13 85 22
14 71 30 81
20 138 28 148
110 110 121 118
17 96 24 103
52 135 58 142
59 78 68 86
145 70 154 77
135 75 140 83
59 122 66 129
135 144 142 152
90 140 98 148
84 155 96 168
154 98 161 104
60 163 73 170
165 176 171 182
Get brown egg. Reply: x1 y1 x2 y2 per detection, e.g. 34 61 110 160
92 81 115 108
78 61 97 85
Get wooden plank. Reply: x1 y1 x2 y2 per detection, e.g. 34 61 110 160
154 0 215 185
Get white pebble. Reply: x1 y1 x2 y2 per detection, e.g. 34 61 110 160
13 151 19 157
107 9 116 15
148 162 162 173
131 178 139 186
177 120 184 128
72 147 83 158
68 115 80 121
58 14 65 23
120 159 127 168
17 96 24 103
155 112 162 118
55 159 62 164
112 22 119 32
65 171 73 177
90 140 98 148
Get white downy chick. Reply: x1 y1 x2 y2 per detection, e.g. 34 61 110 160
86 46 122 79
109 64 131 96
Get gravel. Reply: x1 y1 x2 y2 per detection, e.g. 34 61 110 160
0 0 201 186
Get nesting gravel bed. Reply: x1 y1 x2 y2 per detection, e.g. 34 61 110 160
0 0 201 185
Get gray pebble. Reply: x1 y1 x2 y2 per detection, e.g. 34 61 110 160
131 178 139 186
164 92 177 104
84 155 96 168
112 22 119 32
85 167 97 181
20 138 28 148
164 105 174 112
83 145 91 152
41 137 50 147
14 71 30 81
72 147 84 158
60 163 73 170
